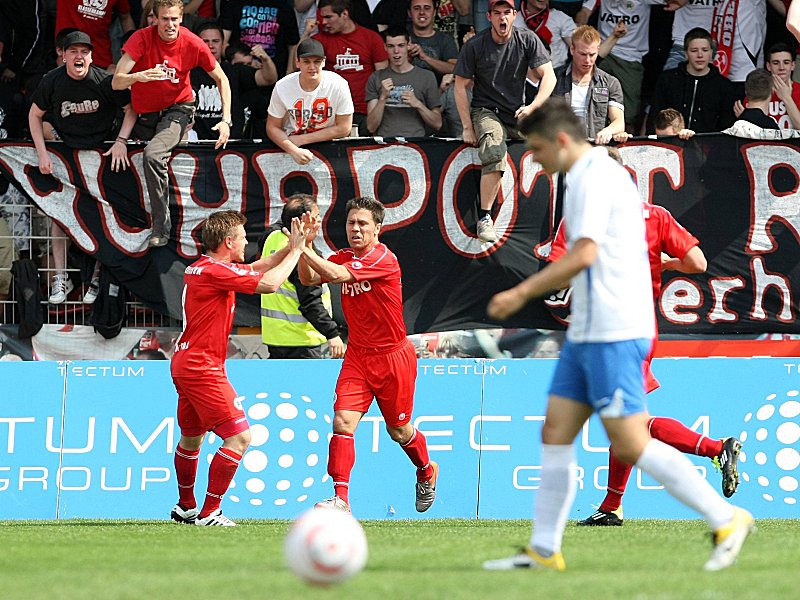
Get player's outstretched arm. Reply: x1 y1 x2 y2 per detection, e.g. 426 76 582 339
488 237 597 320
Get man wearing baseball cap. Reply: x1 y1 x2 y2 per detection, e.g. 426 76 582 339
29 30 137 305
454 0 555 244
267 38 354 165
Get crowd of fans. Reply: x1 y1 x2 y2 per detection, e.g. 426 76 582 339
1 0 800 303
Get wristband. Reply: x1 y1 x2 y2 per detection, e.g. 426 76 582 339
115 136 128 144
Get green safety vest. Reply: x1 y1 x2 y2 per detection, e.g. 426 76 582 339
260 230 332 347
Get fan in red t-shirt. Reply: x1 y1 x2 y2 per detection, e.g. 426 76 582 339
112 0 232 248
297 196 439 514
546 146 742 527
169 209 306 527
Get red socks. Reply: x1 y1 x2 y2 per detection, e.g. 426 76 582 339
174 444 200 509
328 432 355 503
402 428 434 481
199 447 241 518
599 450 633 512
649 416 723 458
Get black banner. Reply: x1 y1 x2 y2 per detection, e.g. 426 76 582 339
1 134 798 334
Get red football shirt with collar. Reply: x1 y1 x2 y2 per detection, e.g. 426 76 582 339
328 242 406 351
122 25 216 114
171 255 261 377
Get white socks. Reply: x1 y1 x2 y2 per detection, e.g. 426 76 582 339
636 439 734 530
530 444 577 556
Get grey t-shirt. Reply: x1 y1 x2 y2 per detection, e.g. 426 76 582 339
454 26 550 127
365 66 441 137
409 29 459 85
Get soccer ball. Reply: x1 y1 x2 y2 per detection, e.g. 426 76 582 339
284 508 368 585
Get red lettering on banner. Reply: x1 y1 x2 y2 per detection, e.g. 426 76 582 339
751 256 794 322
708 277 746 323
618 142 684 204
660 277 703 324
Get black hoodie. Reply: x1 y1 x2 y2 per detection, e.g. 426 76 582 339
648 62 736 134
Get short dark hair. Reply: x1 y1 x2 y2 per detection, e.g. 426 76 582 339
318 0 351 16
654 108 685 131
280 193 318 228
197 21 224 39
224 42 251 62
202 210 246 252
683 27 712 51
382 25 410 42
345 196 385 225
766 41 796 63
745 68 773 102
519 98 586 142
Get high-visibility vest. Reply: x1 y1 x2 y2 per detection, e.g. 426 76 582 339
260 230 332 347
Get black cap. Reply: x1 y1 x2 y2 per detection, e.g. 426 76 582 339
62 31 93 50
296 38 325 59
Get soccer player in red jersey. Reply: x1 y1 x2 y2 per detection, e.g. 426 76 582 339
170 210 306 526
297 196 438 513
546 149 742 526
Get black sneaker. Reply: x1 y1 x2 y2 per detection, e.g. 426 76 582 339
715 437 742 498
577 508 623 526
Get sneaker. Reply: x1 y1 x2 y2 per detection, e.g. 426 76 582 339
577 507 623 526
48 273 74 304
170 503 199 524
148 234 168 248
195 508 236 527
483 546 566 571
82 278 100 304
477 215 498 243
715 437 742 498
415 461 439 513
314 496 351 513
704 507 755 571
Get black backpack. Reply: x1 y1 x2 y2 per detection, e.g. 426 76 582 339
91 266 128 339
10 258 44 339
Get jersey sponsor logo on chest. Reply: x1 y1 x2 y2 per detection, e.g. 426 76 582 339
599 12 640 26
342 280 372 297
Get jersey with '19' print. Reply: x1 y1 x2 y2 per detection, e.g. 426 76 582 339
171 255 261 376
328 242 406 351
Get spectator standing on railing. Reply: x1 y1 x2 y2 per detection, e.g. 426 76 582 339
28 31 136 304
648 28 736 134
56 0 136 71
313 0 389 132
169 209 307 526
365 27 442 137
113 0 231 248
191 22 277 140
266 38 353 165
454 0 555 244
552 25 624 145
259 194 344 359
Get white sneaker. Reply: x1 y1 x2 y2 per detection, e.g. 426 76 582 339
477 215 498 243
195 509 236 527
82 278 100 304
170 503 199 524
704 507 755 571
314 496 351 513
49 273 74 304
483 546 566 571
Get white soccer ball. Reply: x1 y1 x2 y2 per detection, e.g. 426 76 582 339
284 508 368 585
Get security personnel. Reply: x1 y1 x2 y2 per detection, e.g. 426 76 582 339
260 194 345 359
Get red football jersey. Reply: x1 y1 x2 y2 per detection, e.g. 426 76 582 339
328 242 406 351
549 201 699 300
56 0 132 68
171 256 261 376
122 26 216 114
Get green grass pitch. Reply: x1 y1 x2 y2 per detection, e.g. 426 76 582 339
1 519 796 600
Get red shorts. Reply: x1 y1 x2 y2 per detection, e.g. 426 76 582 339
335 339 417 428
173 371 250 438
643 337 660 394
